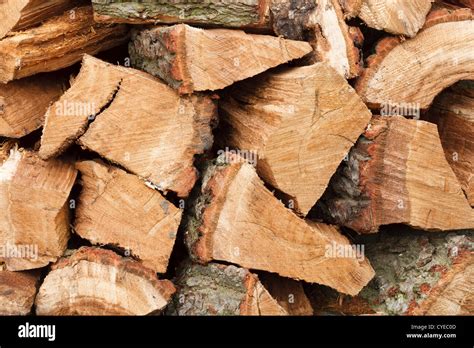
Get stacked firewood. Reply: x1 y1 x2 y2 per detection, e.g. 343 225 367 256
0 0 472 316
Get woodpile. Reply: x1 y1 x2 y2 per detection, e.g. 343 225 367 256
0 0 472 316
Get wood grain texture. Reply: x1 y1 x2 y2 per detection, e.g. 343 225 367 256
0 269 40 315
220 63 371 215
41 55 217 197
0 6 129 83
317 116 474 233
129 24 312 94
338 0 363 18
259 273 313 315
35 247 176 315
0 148 77 271
359 0 434 36
0 73 67 138
0 0 83 39
167 261 288 316
92 0 271 28
355 8 474 109
306 0 362 78
185 153 375 296
75 160 182 273
427 81 474 206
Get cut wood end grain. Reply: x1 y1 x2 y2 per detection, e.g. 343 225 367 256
219 62 371 215
317 116 474 233
75 160 183 273
41 54 217 197
355 7 474 109
0 148 77 271
35 247 176 315
185 153 375 295
0 269 40 315
129 24 312 94
0 5 129 83
358 0 434 37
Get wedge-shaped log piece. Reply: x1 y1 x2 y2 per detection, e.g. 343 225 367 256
358 0 434 37
75 160 183 273
0 73 66 138
0 148 77 271
39 55 125 159
305 0 362 78
40 55 217 197
317 116 474 233
0 6 128 83
220 63 371 215
259 273 314 315
0 269 40 315
0 0 83 39
35 247 175 315
167 261 288 316
129 24 312 94
356 8 474 109
309 228 473 315
427 81 474 206
185 154 375 296
92 0 271 28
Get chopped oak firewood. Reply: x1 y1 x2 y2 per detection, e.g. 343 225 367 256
0 0 83 39
92 0 272 29
129 24 312 94
185 153 375 296
0 73 67 138
447 0 474 8
0 6 128 83
358 0 434 37
35 247 176 315
308 228 473 315
316 116 474 233
0 269 41 315
355 7 474 109
427 81 474 206
220 63 371 215
40 55 217 197
259 273 314 315
0 148 77 271
306 0 362 78
167 261 288 316
75 160 183 273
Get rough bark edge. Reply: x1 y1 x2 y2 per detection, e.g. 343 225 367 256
355 7 474 108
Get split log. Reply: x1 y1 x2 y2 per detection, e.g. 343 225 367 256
316 116 474 233
167 261 288 316
0 0 83 39
92 0 272 29
0 148 77 271
447 0 474 9
75 160 183 273
305 0 362 78
0 73 67 138
219 63 371 215
0 6 128 83
185 153 375 296
0 139 16 163
308 228 473 315
40 55 217 197
355 7 474 109
259 273 313 315
358 0 434 37
35 247 176 315
128 24 312 94
427 81 474 206
0 269 41 315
